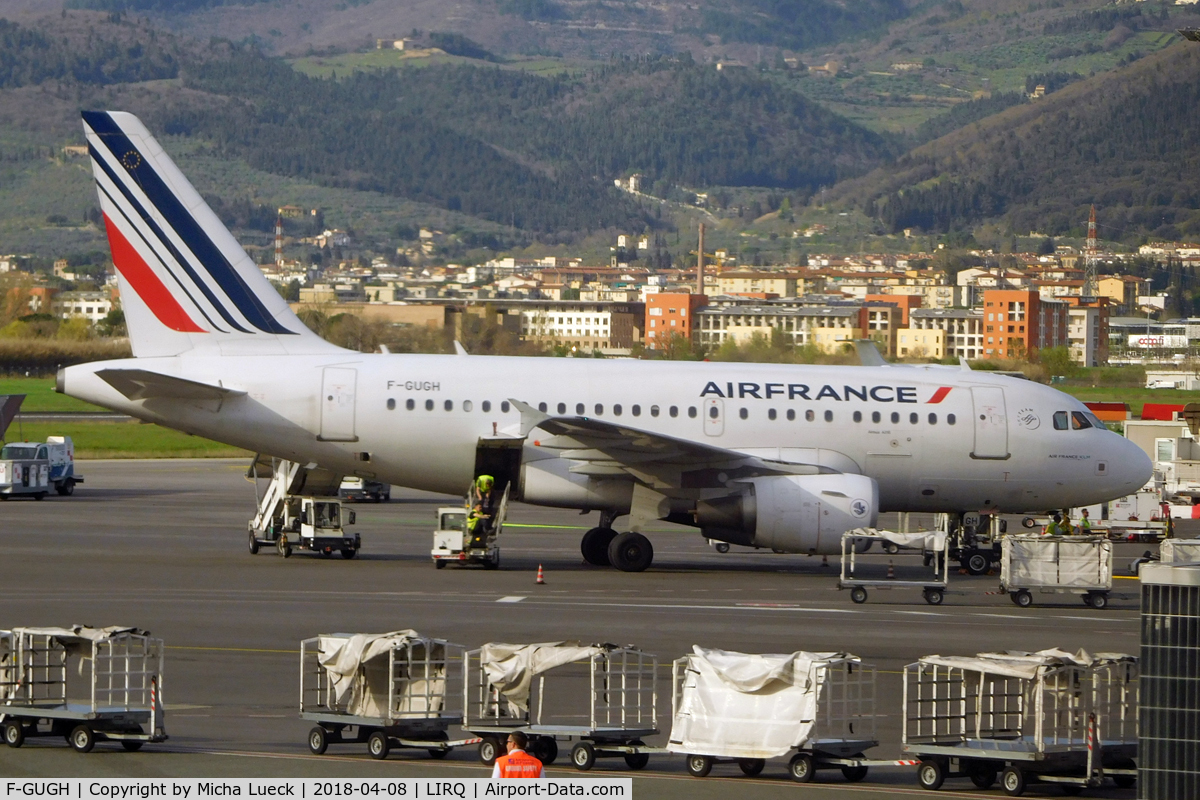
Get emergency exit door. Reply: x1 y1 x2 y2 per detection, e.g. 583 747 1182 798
319 367 358 442
704 398 724 436
971 386 1009 459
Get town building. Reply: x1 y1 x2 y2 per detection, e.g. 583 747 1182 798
901 308 985 360
50 290 113 323
694 304 862 352
645 292 707 350
980 289 1068 359
517 300 642 352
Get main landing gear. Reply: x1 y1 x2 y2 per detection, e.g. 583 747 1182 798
580 513 654 572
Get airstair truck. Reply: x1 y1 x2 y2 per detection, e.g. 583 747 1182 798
247 457 360 559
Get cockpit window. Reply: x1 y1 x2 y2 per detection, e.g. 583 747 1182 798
1083 411 1105 429
1071 411 1092 430
1053 411 1069 430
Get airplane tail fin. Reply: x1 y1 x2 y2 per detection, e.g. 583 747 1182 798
82 110 339 358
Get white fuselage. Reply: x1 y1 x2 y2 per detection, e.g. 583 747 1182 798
61 353 1151 516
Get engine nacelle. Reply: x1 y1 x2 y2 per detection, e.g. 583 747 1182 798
696 474 879 554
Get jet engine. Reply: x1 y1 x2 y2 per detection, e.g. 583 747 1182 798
695 474 879 554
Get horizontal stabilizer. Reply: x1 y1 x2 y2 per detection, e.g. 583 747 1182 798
855 340 887 367
96 369 245 402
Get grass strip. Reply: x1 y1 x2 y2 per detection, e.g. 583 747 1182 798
3 421 250 459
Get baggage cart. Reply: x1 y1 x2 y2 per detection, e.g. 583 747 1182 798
1159 537 1200 564
999 535 1113 608
839 528 950 605
300 631 478 759
902 649 1138 795
463 642 660 770
0 626 166 752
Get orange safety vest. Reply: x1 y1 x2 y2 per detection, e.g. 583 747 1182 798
496 750 543 778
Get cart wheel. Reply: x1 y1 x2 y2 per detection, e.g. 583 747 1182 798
571 742 596 771
341 548 356 560
966 553 990 575
367 731 390 760
308 726 328 755
3 720 24 748
1089 592 1108 610
530 736 558 765
69 725 95 753
1081 592 1093 607
34 492 45 501
840 762 868 782
850 587 868 604
788 753 814 783
248 532 259 555
685 754 713 778
738 758 765 776
1001 766 1026 796
924 588 945 606
917 759 945 791
624 752 650 770
715 542 730 553
121 740 144 752
478 736 501 765
885 542 900 555
277 538 292 558
969 769 997 789
1011 590 1033 608
428 748 450 760
435 560 446 569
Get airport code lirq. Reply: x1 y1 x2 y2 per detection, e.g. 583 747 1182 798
2 782 631 800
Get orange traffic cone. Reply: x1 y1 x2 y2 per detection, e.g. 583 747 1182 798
887 561 895 580
536 564 545 584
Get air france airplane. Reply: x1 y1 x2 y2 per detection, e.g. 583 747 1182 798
58 111 1152 571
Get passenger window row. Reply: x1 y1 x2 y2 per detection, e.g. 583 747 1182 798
386 398 955 426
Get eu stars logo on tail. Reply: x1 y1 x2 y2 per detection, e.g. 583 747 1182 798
82 110 337 358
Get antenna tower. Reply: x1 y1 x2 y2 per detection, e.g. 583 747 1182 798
1083 204 1098 300
274 216 284 265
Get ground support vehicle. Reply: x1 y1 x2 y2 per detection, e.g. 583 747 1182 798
670 647 916 781
902 651 1138 796
839 528 950 605
944 513 1005 575
247 457 359 559
431 484 508 569
999 535 1113 608
0 626 166 752
338 477 390 503
1103 519 1168 543
463 642 660 770
300 632 478 759
0 437 83 499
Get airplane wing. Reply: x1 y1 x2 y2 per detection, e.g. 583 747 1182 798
96 369 246 402
512 400 831 491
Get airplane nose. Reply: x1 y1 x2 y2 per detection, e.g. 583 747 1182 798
1113 435 1153 490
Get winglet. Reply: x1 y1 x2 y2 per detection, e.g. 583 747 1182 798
959 356 972 370
454 340 469 356
508 398 550 436
854 340 887 367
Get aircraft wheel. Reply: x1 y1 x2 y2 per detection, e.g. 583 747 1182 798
581 527 617 565
608 532 653 572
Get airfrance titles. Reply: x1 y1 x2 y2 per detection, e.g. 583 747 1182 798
699 381 928 403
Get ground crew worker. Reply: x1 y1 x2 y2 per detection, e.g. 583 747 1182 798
1078 508 1092 533
1043 514 1063 536
491 731 544 779
471 475 498 536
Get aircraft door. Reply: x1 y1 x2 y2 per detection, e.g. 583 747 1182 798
971 386 1009 459
319 367 358 442
704 398 724 436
